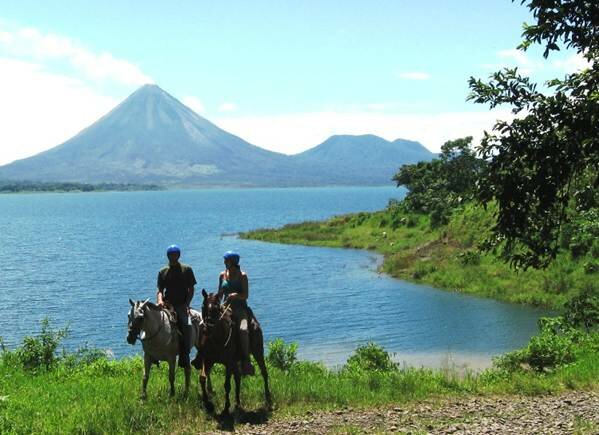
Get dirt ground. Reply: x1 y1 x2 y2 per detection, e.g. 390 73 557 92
208 390 599 434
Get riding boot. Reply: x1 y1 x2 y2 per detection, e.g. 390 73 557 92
239 319 255 376
175 305 191 368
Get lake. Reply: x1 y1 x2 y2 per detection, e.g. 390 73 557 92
0 186 548 368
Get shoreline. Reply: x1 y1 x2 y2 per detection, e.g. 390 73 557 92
240 203 595 310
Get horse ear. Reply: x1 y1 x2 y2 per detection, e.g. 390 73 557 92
202 288 208 298
129 299 135 307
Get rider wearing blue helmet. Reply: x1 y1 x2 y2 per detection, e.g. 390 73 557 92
157 244 197 368
217 250 254 376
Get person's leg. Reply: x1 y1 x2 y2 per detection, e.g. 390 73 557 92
236 307 254 376
175 305 191 368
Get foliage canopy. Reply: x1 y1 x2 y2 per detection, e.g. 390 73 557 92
467 0 599 269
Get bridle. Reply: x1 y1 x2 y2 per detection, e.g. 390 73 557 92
128 300 165 344
202 297 233 348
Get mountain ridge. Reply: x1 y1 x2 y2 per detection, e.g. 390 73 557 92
0 84 435 186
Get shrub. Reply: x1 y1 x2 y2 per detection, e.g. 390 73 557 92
569 209 599 259
344 342 397 373
267 338 297 371
15 318 69 371
583 261 598 274
457 250 481 266
406 215 418 228
61 344 111 369
495 317 580 371
430 206 450 228
563 286 599 332
412 262 436 279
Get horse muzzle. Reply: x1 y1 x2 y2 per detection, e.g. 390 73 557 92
126 330 137 345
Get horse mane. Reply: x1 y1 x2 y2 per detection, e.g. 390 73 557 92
145 301 160 311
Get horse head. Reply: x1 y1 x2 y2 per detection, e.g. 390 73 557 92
126 298 149 344
201 289 222 334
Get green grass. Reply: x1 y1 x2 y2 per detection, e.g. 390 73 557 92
242 203 597 309
1 343 598 434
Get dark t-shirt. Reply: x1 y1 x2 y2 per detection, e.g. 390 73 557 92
157 262 197 307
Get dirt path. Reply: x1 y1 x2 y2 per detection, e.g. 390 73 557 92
214 390 598 434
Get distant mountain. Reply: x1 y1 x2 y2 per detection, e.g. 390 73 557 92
0 85 295 186
292 134 435 184
0 85 435 187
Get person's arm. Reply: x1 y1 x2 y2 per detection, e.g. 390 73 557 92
157 287 165 306
186 267 197 309
156 271 165 307
217 272 224 301
239 273 249 301
186 286 194 308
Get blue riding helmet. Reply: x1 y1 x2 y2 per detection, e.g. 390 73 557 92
223 251 240 265
166 244 181 255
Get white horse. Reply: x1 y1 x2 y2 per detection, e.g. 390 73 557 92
126 299 202 399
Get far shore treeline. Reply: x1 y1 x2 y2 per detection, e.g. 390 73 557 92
0 180 163 194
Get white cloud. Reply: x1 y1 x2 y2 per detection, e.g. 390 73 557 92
0 25 152 85
553 53 593 73
0 24 155 165
181 96 206 114
0 30 12 43
0 57 119 165
398 71 431 80
218 102 238 112
365 103 386 110
497 49 531 67
496 48 539 75
214 109 513 155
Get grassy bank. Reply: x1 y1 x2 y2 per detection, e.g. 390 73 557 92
1 338 598 434
241 203 598 309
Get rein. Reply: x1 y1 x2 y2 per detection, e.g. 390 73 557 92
202 302 233 349
219 304 231 321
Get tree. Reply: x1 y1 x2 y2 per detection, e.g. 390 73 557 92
393 137 485 227
468 0 599 269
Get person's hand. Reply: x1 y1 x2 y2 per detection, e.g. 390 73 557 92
157 301 165 308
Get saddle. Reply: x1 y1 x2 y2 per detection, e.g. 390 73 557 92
162 304 178 325
162 304 203 326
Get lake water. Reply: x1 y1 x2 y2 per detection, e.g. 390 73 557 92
0 187 548 369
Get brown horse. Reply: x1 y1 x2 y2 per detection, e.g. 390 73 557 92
195 289 271 414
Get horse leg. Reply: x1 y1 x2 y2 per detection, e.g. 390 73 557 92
223 364 233 415
183 365 191 398
253 350 272 406
141 354 152 400
168 358 176 398
234 362 241 409
200 362 214 412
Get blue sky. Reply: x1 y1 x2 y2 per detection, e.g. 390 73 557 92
0 1 589 164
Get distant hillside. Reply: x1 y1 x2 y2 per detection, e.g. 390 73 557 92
0 85 434 187
292 135 435 184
